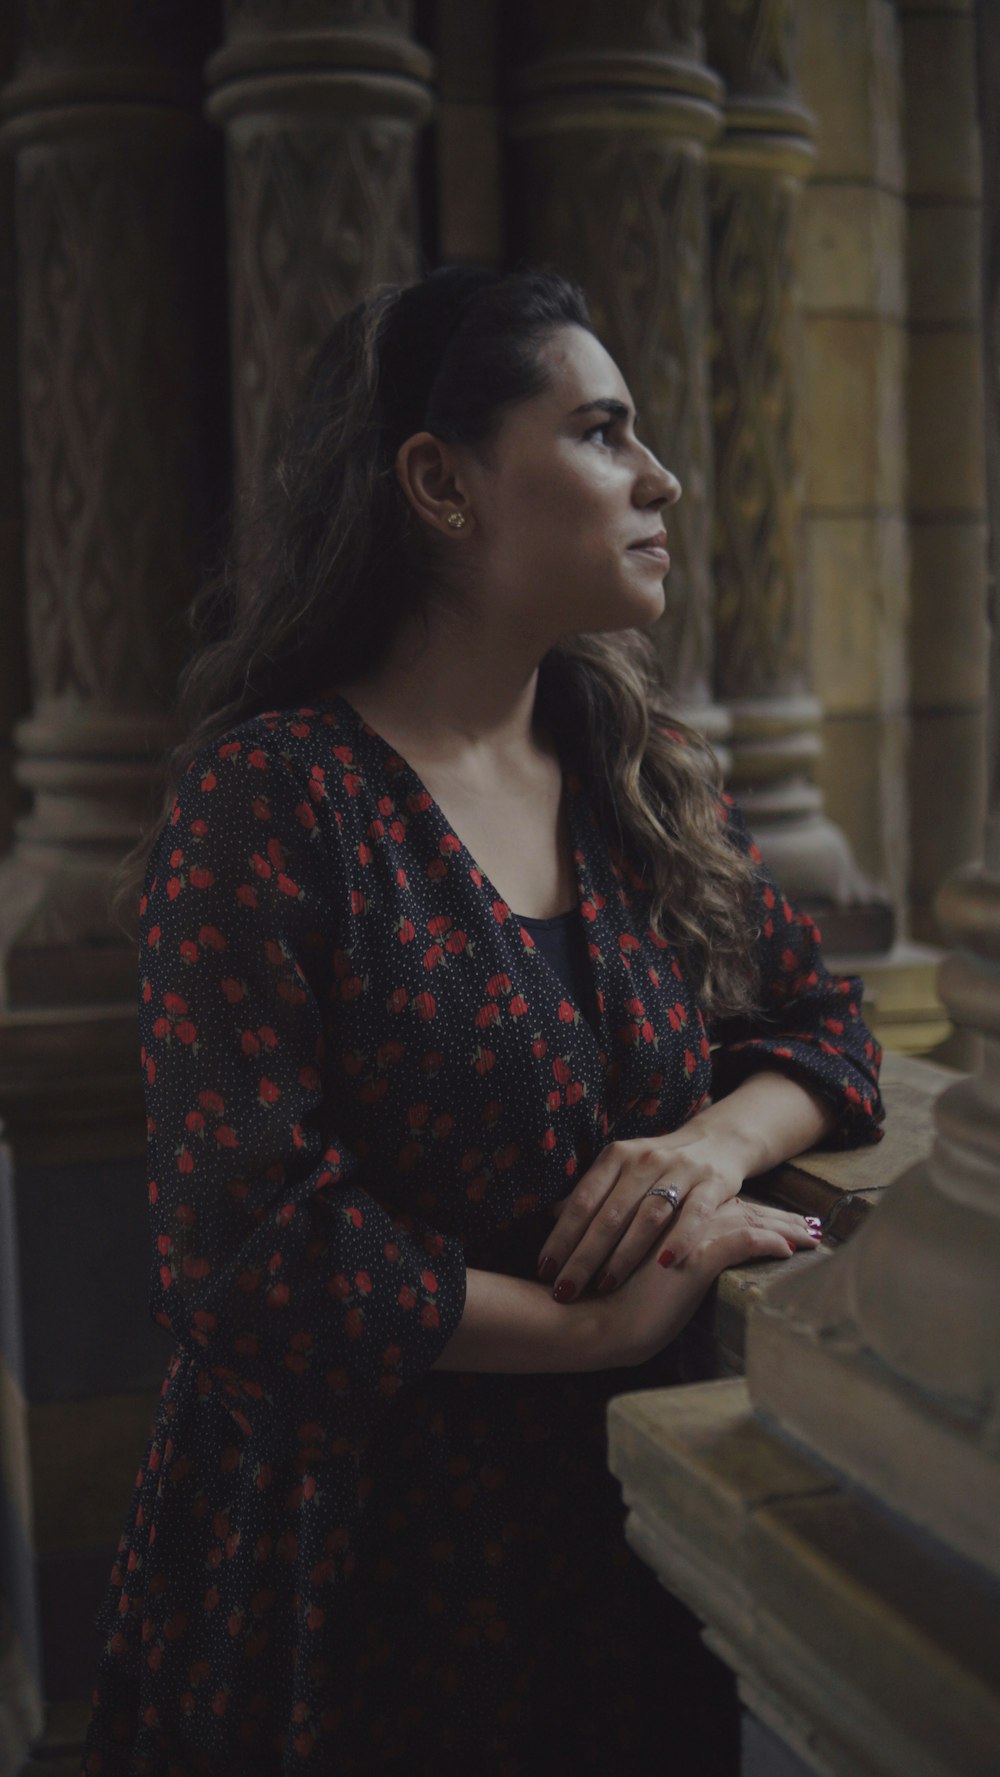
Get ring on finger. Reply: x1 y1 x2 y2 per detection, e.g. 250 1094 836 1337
644 1184 681 1210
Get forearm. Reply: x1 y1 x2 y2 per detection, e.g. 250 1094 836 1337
695 1067 838 1177
429 1266 613 1374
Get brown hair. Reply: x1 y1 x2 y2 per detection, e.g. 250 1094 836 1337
112 265 761 1020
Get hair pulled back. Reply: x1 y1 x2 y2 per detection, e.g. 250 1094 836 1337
113 263 761 1020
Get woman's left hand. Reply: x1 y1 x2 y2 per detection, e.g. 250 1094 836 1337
535 1124 752 1303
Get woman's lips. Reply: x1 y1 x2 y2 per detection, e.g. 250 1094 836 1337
628 543 670 567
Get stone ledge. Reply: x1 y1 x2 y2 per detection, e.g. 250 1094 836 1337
689 1048 958 1376
606 1378 1000 1777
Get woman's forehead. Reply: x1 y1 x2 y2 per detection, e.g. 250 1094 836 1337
531 326 633 415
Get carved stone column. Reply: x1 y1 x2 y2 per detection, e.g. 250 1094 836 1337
507 2 728 743
705 0 888 938
0 7 27 864
205 0 434 487
742 0 1000 1585
0 2 223 1730
0 2 222 1136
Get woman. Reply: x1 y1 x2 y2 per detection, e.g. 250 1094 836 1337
81 264 884 1777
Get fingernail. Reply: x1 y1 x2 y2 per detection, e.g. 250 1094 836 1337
657 1249 676 1269
553 1279 577 1304
537 1256 558 1283
785 1238 797 1252
805 1218 823 1238
596 1272 617 1296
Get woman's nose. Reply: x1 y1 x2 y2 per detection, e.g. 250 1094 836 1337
638 457 681 508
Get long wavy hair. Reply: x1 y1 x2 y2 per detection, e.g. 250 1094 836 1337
113 265 762 1021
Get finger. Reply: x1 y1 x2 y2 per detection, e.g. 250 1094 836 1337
536 1148 625 1284
636 1177 734 1270
684 1220 807 1278
589 1178 718 1295
679 1206 823 1271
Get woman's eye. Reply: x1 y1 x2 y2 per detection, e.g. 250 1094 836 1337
587 421 615 445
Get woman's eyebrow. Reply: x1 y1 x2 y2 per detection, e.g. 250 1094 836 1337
568 397 638 426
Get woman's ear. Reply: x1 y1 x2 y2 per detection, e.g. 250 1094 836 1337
395 432 473 536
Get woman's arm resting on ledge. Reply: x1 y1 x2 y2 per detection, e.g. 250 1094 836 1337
429 1267 608 1375
692 1067 839 1179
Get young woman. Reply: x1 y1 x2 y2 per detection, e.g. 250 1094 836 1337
81 264 884 1776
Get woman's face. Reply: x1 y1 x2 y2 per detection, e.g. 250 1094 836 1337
455 323 681 642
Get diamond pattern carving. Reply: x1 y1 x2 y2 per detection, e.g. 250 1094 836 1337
227 117 422 480
709 167 803 698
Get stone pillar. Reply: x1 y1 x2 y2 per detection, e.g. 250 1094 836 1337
0 0 223 1724
205 0 435 488
433 0 502 267
741 0 1000 1585
901 0 988 951
705 0 888 939
796 0 911 928
507 1 728 744
566 7 1000 1768
0 6 28 864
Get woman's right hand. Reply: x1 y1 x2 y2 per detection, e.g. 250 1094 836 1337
589 1196 822 1368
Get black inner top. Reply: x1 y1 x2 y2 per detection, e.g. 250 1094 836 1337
514 907 601 1036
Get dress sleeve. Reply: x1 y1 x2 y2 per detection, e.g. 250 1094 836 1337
138 727 467 1460
706 793 886 1149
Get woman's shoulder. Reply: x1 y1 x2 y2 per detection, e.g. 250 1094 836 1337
173 700 362 818
149 702 366 904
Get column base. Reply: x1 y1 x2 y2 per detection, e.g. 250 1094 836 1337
825 938 952 1055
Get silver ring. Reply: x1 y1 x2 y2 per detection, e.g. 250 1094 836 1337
645 1184 680 1209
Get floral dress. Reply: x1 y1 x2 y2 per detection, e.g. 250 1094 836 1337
80 692 884 1777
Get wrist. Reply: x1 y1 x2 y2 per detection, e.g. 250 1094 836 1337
578 1293 650 1371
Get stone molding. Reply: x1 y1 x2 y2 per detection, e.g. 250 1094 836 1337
607 1378 1000 1777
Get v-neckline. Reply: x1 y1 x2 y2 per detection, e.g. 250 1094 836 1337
316 690 606 1054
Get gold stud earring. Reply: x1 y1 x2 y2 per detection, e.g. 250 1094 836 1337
447 512 466 530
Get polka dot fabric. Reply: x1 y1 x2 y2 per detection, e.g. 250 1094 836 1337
80 694 884 1776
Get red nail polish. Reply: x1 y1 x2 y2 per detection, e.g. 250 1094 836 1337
657 1249 676 1268
553 1279 577 1303
785 1238 797 1252
596 1272 617 1296
537 1256 557 1283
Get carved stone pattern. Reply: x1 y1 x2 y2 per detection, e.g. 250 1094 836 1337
517 0 704 64
516 134 713 702
977 0 1000 852
226 119 422 482
709 167 803 698
15 136 212 711
704 0 794 97
224 0 412 34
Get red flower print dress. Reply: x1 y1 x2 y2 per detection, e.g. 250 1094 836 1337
80 693 884 1777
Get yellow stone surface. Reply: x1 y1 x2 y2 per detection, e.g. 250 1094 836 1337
908 201 981 324
902 11 981 201
805 515 908 715
803 316 906 510
908 330 986 517
800 184 905 319
908 520 990 708
908 709 987 937
814 710 909 904
799 0 903 189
